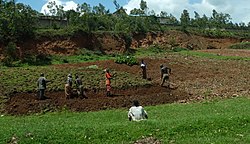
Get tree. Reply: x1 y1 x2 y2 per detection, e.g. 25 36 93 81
56 4 65 18
148 10 155 16
130 8 143 16
201 14 209 28
140 0 147 16
92 3 108 15
47 1 56 16
210 9 232 28
0 0 38 43
77 2 91 14
191 11 206 28
169 14 179 25
239 22 246 29
65 9 80 26
113 0 120 10
129 0 147 16
160 11 168 17
180 9 190 30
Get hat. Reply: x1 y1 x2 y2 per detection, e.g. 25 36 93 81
68 74 72 77
40 73 44 76
160 64 163 68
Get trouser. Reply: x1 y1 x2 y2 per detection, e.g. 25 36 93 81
161 74 169 86
77 85 87 98
142 68 147 79
106 85 111 96
39 89 45 100
65 84 72 99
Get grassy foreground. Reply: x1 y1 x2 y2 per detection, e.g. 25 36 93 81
0 97 249 143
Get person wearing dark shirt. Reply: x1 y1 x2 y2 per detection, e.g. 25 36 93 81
37 73 50 100
75 75 87 99
160 64 171 87
140 59 147 79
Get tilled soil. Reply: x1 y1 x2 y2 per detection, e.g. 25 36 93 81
5 85 187 115
4 50 250 115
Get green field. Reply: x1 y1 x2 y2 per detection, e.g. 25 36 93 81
0 97 249 143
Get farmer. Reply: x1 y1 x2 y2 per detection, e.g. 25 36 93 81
140 59 147 79
75 75 87 99
65 83 72 99
65 73 73 99
160 64 172 87
128 100 148 121
105 68 112 97
67 73 73 87
37 73 50 100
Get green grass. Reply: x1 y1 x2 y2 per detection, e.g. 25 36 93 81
134 46 170 57
178 50 250 61
0 97 249 143
51 54 114 65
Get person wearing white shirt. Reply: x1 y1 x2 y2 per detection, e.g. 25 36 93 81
140 59 147 79
128 100 148 121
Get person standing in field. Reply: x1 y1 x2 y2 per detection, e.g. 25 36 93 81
75 74 87 99
105 69 112 97
67 73 73 87
128 100 148 121
140 59 147 79
65 73 73 99
160 64 172 87
37 73 50 100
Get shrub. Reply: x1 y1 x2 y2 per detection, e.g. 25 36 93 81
1 42 18 66
114 55 138 66
229 42 250 49
22 53 52 66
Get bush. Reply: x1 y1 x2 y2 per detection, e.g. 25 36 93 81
114 55 138 66
203 29 234 38
229 42 250 49
1 42 18 66
22 53 52 66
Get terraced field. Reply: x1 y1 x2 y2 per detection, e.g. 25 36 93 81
2 50 250 115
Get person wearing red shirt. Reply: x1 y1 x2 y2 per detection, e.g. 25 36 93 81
105 69 112 96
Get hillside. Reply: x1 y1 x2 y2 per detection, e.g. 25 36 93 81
0 30 248 60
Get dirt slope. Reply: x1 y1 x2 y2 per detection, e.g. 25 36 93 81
0 30 246 60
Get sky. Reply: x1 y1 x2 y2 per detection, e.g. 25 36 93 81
17 0 250 24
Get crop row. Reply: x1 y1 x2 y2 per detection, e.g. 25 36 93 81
0 65 150 97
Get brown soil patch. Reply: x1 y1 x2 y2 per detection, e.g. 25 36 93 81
5 85 187 115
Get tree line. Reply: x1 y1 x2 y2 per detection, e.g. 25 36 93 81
1 0 250 44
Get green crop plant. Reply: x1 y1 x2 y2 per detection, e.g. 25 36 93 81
114 55 138 66
0 65 150 97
